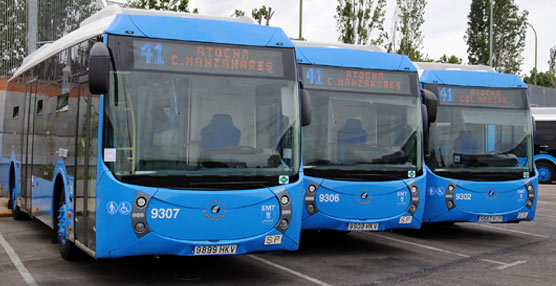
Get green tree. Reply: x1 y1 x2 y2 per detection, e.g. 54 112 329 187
394 0 427 61
0 0 26 75
127 0 198 13
231 9 245 17
465 0 527 74
523 69 555 88
252 5 274 25
437 54 463 64
548 46 556 88
335 0 387 45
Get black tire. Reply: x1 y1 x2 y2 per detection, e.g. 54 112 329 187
57 192 77 260
536 161 555 184
10 174 29 221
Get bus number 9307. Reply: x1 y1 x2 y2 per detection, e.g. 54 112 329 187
151 208 180 219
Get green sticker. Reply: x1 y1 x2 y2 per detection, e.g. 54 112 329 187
279 175 289 185
523 172 529 178
408 170 416 178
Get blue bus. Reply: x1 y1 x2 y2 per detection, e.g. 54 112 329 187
294 41 436 232
418 62 537 223
532 107 556 184
0 6 311 259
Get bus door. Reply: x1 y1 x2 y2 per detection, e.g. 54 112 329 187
21 79 38 214
74 77 98 252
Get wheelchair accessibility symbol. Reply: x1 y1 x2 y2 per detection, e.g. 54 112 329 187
119 201 132 215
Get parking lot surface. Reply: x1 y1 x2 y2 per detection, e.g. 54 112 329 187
1 185 555 286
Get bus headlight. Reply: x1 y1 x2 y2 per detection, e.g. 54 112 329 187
445 183 456 210
406 184 419 215
526 183 535 208
275 191 293 233
304 183 319 216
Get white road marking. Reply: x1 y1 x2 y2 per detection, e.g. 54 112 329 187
495 260 527 270
364 233 470 258
537 201 556 206
0 233 38 286
247 255 334 286
365 233 524 268
472 224 549 238
536 213 556 219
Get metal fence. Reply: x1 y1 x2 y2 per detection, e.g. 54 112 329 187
529 84 556 107
1 0 103 77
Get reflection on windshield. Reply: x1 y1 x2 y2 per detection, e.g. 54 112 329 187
303 88 421 174
426 104 532 172
103 71 299 178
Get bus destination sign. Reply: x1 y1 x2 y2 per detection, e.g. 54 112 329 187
133 40 285 78
434 86 526 108
300 65 412 95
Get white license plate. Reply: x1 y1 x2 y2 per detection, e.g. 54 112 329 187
478 215 503 222
193 245 237 255
348 223 379 231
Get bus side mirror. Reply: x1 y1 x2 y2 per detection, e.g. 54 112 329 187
421 104 429 134
421 88 437 124
301 88 312 127
89 42 111 95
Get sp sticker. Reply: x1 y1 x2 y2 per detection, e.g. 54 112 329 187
278 175 289 185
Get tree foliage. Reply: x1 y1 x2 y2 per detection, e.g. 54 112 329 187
0 0 26 74
393 0 427 61
231 9 245 17
252 5 274 25
464 0 527 74
548 46 556 88
523 69 555 88
437 54 463 64
127 0 198 13
335 0 387 46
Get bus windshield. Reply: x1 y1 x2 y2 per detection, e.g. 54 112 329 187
301 65 422 180
424 85 533 179
103 36 300 188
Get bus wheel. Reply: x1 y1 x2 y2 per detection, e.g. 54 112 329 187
10 174 28 221
537 161 555 184
57 192 77 260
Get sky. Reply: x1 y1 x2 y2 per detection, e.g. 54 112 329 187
174 0 553 76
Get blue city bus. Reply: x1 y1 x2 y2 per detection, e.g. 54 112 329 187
294 41 436 232
0 6 311 259
532 107 556 184
418 62 538 223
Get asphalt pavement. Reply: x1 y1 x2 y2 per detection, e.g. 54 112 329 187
0 185 555 286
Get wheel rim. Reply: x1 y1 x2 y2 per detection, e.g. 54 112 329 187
57 202 68 245
538 166 551 182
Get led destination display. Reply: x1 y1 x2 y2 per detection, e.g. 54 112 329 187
133 40 285 78
433 86 526 108
300 65 412 95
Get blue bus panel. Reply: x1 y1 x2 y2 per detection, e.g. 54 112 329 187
420 68 538 223
1 7 305 259
296 45 425 231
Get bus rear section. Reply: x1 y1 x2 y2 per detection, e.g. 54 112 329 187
418 63 538 224
532 107 556 184
295 42 435 232
1 7 310 259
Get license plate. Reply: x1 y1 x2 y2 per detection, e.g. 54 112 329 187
478 215 503 223
193 245 237 255
348 223 379 231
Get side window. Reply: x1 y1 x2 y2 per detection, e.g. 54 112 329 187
56 93 69 112
37 99 43 115
12 106 19 118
